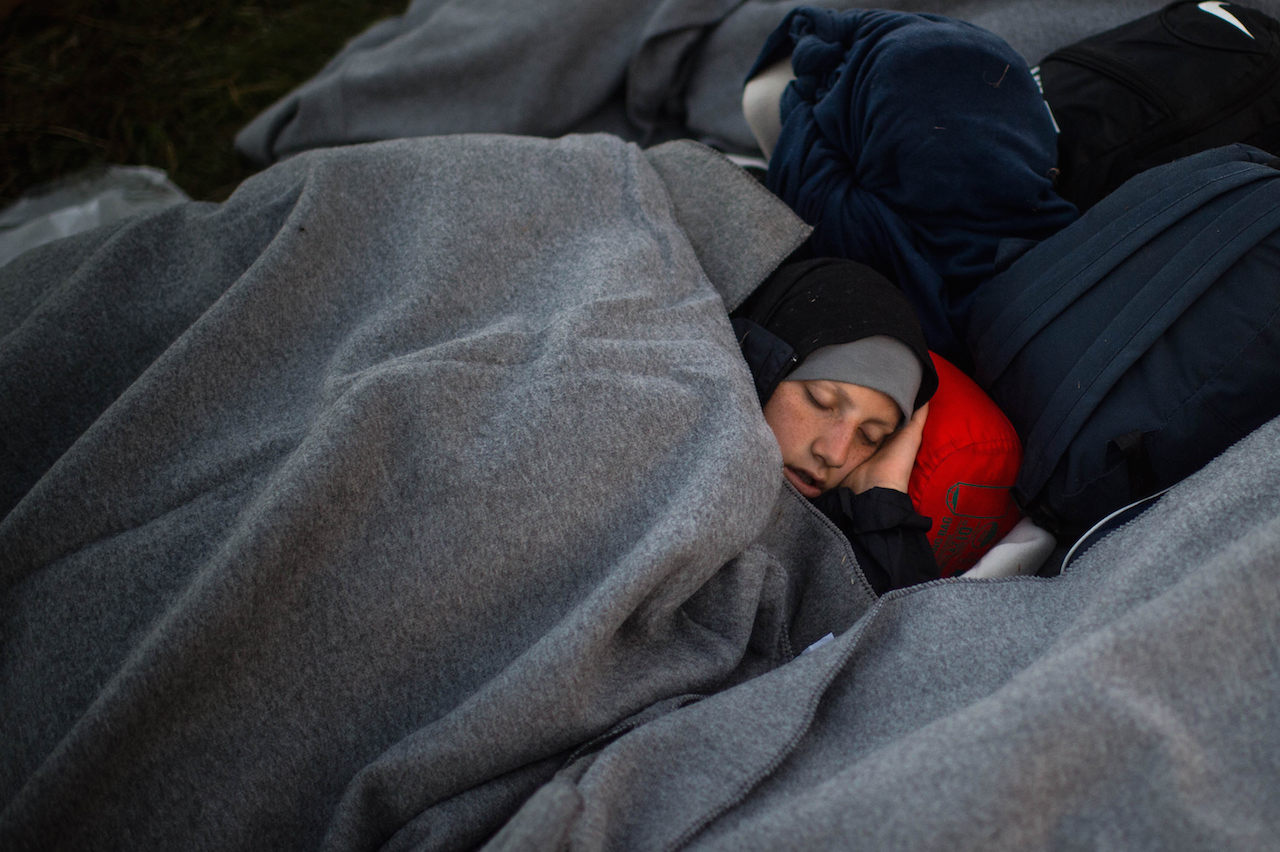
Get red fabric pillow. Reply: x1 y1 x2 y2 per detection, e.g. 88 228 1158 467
909 352 1023 576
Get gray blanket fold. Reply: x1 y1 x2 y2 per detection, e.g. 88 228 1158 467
0 136 826 851
493 415 1280 851
234 0 1272 164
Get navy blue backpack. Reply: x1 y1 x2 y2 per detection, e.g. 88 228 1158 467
967 144 1280 539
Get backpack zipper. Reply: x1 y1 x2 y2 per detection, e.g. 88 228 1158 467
1134 61 1280 158
1047 43 1280 159
1047 45 1177 116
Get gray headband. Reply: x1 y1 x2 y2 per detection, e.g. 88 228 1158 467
785 335 922 425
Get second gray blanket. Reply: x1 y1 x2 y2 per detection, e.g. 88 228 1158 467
234 0 1280 165
489 414 1280 850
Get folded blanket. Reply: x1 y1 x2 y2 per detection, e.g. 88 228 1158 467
235 1 1224 173
491 412 1280 851
0 136 840 852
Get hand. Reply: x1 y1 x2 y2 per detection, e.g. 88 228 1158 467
841 402 929 495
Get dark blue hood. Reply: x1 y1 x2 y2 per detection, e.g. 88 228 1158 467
752 7 1078 363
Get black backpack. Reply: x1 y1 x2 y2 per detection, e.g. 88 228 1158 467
1037 1 1280 211
967 144 1280 540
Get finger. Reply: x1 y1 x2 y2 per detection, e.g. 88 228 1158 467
905 401 929 433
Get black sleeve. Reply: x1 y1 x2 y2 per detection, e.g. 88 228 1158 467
811 487 940 596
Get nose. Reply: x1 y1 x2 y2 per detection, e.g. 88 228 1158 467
812 419 858 471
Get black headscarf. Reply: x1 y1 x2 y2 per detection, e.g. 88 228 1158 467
733 257 939 408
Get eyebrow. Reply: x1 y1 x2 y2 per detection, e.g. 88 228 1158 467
828 383 896 430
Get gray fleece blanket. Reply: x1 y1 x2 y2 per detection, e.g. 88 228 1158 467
235 0 1280 165
0 136 828 850
492 416 1280 851
4 132 1279 852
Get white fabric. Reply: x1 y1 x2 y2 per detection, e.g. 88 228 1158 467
961 516 1056 578
741 56 795 160
0 166 188 268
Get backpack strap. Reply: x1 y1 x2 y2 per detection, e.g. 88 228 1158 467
1015 175 1280 501
973 156 1276 387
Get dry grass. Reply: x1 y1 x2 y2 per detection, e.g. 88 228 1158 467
0 0 403 205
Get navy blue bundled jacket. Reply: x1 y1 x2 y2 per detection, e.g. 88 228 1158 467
751 7 1078 363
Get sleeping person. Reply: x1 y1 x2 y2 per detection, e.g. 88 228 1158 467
733 257 940 594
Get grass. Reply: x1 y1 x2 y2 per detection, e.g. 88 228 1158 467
0 0 404 205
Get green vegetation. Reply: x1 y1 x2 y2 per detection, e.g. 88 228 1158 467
0 0 403 205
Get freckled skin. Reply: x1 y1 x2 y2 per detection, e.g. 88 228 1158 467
762 380 929 498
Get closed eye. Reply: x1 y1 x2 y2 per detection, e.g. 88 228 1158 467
806 388 833 411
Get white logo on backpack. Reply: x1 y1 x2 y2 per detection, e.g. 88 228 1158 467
1198 1 1255 39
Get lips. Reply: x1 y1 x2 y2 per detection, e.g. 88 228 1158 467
783 465 824 498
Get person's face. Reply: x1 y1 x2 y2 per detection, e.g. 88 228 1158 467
762 379 901 498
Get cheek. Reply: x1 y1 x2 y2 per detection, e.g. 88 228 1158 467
762 407 794 457
845 442 878 471
762 394 807 460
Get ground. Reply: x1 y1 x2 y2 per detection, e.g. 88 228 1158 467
0 0 401 205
